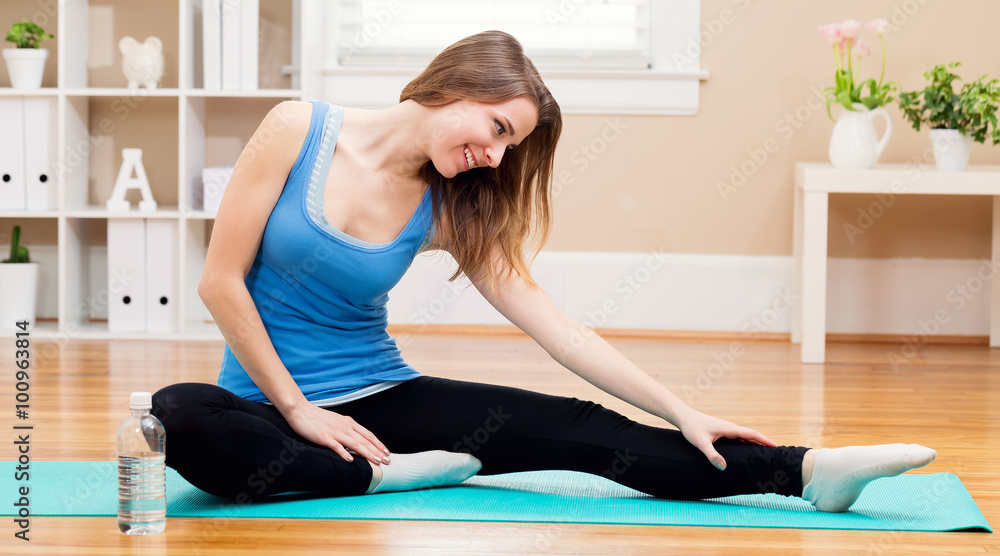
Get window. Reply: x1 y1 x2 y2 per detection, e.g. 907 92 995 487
337 0 651 70
321 0 707 115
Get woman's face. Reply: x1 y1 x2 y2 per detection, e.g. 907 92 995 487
432 96 539 178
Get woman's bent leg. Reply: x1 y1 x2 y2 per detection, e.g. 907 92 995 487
152 383 372 501
332 376 807 501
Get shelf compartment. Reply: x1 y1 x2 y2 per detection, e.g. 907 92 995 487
0 1 60 88
0 217 58 323
63 95 179 212
61 217 105 332
181 95 295 212
182 0 299 92
61 0 180 90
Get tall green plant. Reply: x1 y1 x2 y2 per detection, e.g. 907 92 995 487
5 19 53 49
899 62 1000 144
3 225 30 263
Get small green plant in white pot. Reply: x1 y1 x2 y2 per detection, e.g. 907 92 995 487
899 62 1000 171
0 225 39 332
3 19 54 89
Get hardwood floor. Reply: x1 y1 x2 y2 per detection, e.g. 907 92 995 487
2 331 997 554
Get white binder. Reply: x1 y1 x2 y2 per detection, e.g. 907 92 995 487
203 0 222 90
107 219 146 332
240 0 259 90
0 98 26 210
23 97 54 211
221 0 242 90
144 219 178 333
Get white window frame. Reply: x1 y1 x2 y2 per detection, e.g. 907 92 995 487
319 0 708 115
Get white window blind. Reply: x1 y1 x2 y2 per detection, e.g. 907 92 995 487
335 0 651 70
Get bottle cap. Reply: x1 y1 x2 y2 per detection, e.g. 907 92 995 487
130 392 152 410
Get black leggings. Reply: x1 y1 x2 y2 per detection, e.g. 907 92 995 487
152 377 809 502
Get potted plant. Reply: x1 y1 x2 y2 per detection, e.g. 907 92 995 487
3 18 54 89
899 62 1000 171
818 18 898 169
0 225 39 332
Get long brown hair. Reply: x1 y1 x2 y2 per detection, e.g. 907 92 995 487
399 30 562 299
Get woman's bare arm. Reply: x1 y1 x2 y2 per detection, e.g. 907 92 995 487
457 247 776 470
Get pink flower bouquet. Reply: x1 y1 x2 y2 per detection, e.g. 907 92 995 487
818 18 898 120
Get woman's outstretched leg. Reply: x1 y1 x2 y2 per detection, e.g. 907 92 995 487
333 376 808 500
332 376 936 510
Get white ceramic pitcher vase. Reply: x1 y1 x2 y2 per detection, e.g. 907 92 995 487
828 103 893 169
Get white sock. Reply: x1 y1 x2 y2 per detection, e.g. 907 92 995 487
802 443 937 512
367 450 482 494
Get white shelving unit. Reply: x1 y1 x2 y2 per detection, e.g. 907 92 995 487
0 0 324 340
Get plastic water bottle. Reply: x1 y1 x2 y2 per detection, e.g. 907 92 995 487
117 391 166 535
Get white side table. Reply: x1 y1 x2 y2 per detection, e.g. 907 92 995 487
792 162 1000 363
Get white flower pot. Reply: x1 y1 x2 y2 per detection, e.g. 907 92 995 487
3 48 48 89
829 103 893 169
0 262 38 332
929 129 974 172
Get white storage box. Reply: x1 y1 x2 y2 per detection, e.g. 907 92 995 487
198 164 235 213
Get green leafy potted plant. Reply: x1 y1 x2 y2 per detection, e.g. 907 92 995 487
899 62 1000 171
0 225 39 332
3 18 54 89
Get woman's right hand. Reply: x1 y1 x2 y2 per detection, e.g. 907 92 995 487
283 401 391 465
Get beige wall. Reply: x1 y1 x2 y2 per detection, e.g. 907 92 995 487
546 0 998 259
2 0 997 260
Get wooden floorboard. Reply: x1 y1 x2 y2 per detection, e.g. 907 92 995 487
1 333 997 554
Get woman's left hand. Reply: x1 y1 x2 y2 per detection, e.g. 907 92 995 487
675 407 777 471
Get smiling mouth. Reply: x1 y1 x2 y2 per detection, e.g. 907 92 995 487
464 146 477 169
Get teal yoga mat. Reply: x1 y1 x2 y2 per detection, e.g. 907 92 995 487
1 461 991 532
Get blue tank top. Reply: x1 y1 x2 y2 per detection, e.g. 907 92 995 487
217 100 435 404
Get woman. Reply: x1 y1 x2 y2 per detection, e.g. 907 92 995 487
154 30 934 511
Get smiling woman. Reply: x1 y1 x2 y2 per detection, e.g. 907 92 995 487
152 29 936 515
398 29 561 299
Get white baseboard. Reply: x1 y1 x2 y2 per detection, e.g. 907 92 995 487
20 245 992 337
388 251 994 337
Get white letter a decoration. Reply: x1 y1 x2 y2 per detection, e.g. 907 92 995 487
107 148 157 211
